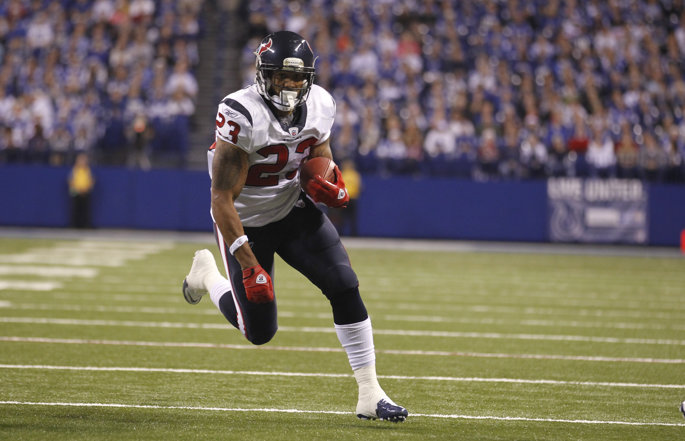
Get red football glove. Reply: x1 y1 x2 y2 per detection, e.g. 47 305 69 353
242 265 274 303
305 166 350 208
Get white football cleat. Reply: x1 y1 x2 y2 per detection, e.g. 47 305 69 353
182 249 220 305
356 394 408 423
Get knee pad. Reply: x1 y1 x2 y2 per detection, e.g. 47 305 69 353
327 286 368 325
245 325 277 346
321 263 359 299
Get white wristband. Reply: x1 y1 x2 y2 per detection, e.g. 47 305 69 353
229 235 248 255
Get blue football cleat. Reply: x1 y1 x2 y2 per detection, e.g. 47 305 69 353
357 398 408 423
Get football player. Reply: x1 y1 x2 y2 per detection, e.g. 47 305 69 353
182 31 408 422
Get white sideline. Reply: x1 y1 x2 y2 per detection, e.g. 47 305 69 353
2 336 684 364
1 364 684 390
2 316 685 346
0 400 683 427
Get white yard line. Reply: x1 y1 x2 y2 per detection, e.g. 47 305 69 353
1 303 217 316
0 400 683 427
0 265 98 278
1 364 684 390
0 255 127 267
3 302 682 331
1 336 684 365
5 291 685 320
1 316 684 346
0 281 62 291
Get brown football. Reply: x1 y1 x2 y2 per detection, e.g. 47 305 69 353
299 157 336 188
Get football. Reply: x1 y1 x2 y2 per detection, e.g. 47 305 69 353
299 156 336 188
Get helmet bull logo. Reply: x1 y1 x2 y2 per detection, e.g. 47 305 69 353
257 38 273 56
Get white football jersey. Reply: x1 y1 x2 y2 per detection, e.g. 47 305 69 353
209 84 336 227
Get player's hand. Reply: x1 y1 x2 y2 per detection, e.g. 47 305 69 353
305 166 349 208
242 265 274 303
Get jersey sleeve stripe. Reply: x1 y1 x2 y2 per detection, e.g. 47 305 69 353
222 98 253 126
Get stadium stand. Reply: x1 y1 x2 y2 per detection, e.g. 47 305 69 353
240 0 685 183
1 0 684 184
0 0 205 168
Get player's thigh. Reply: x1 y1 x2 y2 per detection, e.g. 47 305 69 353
278 204 358 296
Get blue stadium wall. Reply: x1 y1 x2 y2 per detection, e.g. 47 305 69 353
1 165 684 247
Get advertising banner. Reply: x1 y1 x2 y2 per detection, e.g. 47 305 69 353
548 178 648 244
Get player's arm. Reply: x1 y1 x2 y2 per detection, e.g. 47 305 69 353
211 138 273 302
308 138 333 160
304 138 349 208
211 138 257 268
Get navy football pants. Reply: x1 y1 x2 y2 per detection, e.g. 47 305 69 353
214 194 368 345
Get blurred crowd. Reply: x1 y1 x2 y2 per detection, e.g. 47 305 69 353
0 0 202 168
241 0 685 182
2 0 685 184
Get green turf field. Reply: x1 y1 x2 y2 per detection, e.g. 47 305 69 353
1 235 684 440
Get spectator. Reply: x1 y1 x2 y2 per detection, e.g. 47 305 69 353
350 38 379 81
68 152 95 229
165 59 198 100
26 10 53 54
0 125 22 163
403 119 424 175
520 132 548 179
332 106 358 163
423 114 456 159
356 105 382 173
97 91 128 166
26 123 50 164
586 122 617 178
546 133 573 178
127 112 152 170
499 122 525 179
474 129 501 181
615 130 641 179
50 121 73 166
639 131 668 181
449 108 476 139
376 115 408 175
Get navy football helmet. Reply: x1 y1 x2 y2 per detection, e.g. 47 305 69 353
254 31 316 112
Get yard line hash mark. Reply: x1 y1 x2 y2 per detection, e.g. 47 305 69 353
0 401 683 427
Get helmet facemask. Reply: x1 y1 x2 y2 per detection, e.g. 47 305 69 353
254 32 317 113
256 65 315 112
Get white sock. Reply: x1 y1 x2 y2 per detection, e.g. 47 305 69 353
335 318 388 404
209 278 232 311
335 317 376 370
203 267 224 293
